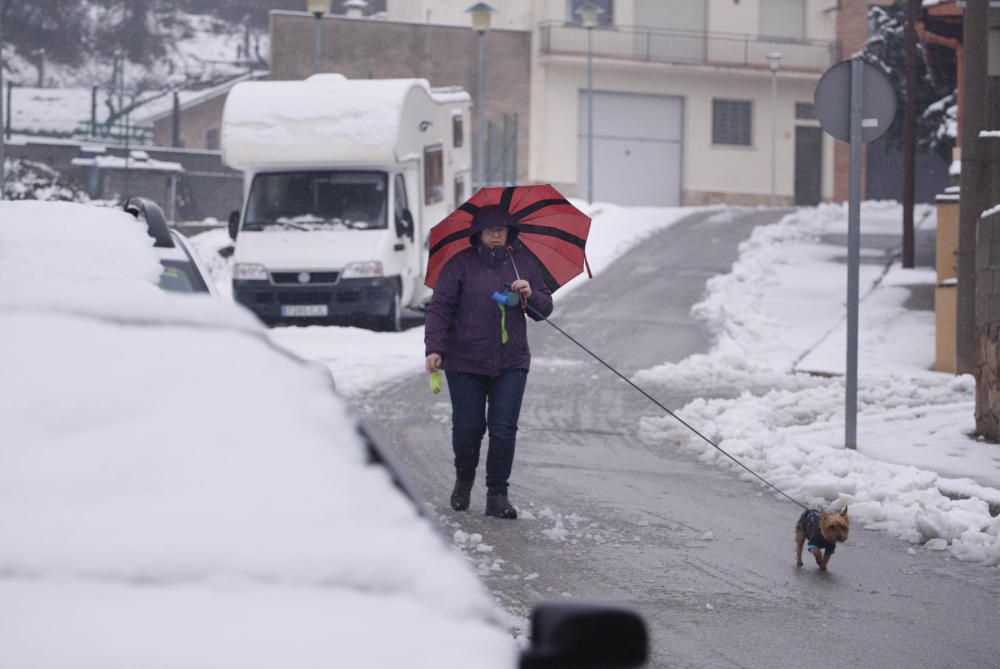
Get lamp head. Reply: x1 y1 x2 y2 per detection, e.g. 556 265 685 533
466 2 496 32
306 0 329 17
766 52 782 72
577 1 604 29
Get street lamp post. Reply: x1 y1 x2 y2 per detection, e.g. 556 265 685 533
577 2 602 205
767 52 782 208
307 0 330 74
467 3 495 190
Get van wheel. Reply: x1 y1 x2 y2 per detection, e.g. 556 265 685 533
379 285 402 332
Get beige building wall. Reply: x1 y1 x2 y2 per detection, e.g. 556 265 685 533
528 0 838 204
530 57 833 204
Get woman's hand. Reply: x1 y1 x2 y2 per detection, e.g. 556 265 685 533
511 279 532 300
425 353 442 373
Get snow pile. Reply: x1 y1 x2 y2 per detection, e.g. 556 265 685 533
636 202 1000 566
185 227 235 296
0 200 259 331
0 200 163 303
2 158 90 201
0 200 515 668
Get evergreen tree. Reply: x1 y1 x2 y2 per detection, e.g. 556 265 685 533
862 0 956 160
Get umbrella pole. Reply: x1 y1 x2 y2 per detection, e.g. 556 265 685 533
523 303 809 511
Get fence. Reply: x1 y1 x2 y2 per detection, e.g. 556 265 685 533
539 22 837 72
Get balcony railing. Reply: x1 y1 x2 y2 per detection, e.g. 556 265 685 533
539 22 838 73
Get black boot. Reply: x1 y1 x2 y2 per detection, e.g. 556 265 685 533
450 478 474 511
485 494 517 519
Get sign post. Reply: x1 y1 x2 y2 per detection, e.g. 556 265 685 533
814 58 896 450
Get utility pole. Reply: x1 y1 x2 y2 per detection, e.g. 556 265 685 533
957 0 988 375
0 6 6 200
901 0 917 269
973 0 1000 437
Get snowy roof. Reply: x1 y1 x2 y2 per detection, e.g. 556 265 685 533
1 87 110 137
0 200 514 667
221 73 470 169
132 71 268 124
71 153 185 173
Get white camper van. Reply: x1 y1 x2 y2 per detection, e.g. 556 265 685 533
221 74 472 330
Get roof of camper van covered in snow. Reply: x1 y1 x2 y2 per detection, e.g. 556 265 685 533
221 74 470 169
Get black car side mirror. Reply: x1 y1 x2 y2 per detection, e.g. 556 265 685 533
227 210 240 241
397 208 415 241
520 602 648 669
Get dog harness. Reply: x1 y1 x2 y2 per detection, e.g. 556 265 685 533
801 509 836 555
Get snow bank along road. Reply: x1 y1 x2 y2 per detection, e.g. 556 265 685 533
359 209 1000 669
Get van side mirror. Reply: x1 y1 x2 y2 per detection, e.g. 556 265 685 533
396 209 415 241
520 602 648 669
227 210 240 241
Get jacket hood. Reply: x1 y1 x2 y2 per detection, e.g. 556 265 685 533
469 205 519 246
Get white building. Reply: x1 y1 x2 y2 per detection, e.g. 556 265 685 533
380 0 837 206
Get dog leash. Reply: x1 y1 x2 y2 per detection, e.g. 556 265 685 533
524 302 811 512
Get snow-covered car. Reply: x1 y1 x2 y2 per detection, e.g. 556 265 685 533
0 200 647 668
123 197 217 295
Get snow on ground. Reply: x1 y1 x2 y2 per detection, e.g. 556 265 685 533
188 201 695 397
1 200 515 668
634 202 1000 566
189 200 1000 567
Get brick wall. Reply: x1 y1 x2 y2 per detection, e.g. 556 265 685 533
153 94 228 150
833 0 894 202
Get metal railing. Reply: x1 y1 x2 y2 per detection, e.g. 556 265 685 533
539 22 838 72
76 120 154 145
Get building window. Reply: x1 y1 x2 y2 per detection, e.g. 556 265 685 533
424 145 444 205
795 102 817 120
452 112 464 148
759 0 805 41
205 127 220 150
712 99 752 146
567 0 613 26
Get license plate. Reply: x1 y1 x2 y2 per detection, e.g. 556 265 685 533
281 305 329 317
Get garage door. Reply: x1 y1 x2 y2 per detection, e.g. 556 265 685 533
577 91 683 206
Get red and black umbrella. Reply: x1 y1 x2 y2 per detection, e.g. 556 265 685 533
425 184 592 293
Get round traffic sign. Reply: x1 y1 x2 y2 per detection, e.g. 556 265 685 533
814 59 897 144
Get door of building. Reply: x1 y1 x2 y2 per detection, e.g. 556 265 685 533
577 91 683 206
794 125 822 206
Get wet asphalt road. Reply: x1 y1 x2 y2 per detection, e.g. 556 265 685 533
357 209 1000 669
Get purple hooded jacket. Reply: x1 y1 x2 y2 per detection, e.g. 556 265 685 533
424 207 553 377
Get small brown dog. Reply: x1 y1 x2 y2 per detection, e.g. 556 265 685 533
795 507 850 571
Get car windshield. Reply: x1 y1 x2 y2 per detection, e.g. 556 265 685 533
244 171 388 231
159 260 209 293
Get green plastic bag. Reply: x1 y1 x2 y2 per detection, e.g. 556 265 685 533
429 369 443 394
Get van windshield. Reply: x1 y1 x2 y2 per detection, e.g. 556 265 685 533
244 171 388 231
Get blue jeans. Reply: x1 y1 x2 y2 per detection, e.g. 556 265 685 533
445 368 528 496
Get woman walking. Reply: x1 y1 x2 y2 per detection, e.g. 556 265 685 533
424 204 553 519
